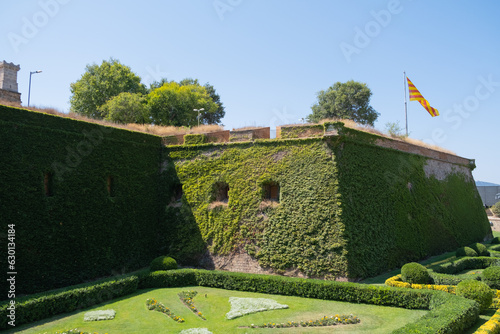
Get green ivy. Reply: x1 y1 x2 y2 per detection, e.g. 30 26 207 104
168 126 490 279
279 124 324 139
0 105 167 295
168 139 347 277
183 133 206 145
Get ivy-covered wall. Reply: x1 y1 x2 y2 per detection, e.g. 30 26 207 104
165 139 347 278
0 104 491 296
0 105 167 295
332 126 491 278
167 124 491 279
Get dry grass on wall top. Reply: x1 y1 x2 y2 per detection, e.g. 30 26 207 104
0 100 224 137
317 118 456 155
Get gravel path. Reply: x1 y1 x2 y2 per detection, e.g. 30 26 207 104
488 216 500 232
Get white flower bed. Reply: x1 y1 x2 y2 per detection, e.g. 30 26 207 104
83 309 116 321
226 297 288 319
179 328 213 334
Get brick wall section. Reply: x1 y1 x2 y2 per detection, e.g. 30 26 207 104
200 251 309 278
252 127 270 139
206 130 230 143
230 127 270 142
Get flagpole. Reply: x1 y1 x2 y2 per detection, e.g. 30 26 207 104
404 71 408 136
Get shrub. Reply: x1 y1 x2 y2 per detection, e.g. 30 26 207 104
493 202 500 216
401 262 430 284
433 257 500 274
492 237 500 245
0 276 138 329
150 256 178 271
455 279 494 311
482 266 500 289
456 246 478 257
469 243 489 257
430 272 481 285
183 134 206 145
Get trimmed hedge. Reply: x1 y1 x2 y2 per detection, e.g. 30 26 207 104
0 269 481 333
0 276 138 329
456 279 493 312
431 272 481 285
432 257 500 275
483 266 500 289
150 256 178 271
142 269 479 333
401 262 430 284
470 242 490 257
456 246 478 257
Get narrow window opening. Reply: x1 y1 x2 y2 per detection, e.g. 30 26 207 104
263 182 280 202
107 175 115 197
214 182 229 202
44 172 54 197
173 183 183 202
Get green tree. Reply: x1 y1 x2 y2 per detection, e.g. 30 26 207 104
100 92 149 124
70 59 146 119
175 78 225 125
385 121 407 138
492 201 500 216
147 81 218 126
307 80 379 126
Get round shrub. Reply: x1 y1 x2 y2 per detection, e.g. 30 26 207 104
456 279 493 311
401 262 430 284
469 243 489 257
492 201 500 217
492 237 500 245
482 266 500 289
150 256 178 271
456 246 478 257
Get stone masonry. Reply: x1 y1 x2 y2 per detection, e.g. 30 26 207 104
0 60 21 104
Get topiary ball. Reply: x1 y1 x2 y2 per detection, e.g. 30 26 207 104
150 256 178 271
469 243 490 257
456 279 493 311
456 246 478 257
492 237 500 245
482 266 500 289
401 262 430 284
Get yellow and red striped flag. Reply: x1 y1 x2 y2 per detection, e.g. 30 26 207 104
406 77 439 117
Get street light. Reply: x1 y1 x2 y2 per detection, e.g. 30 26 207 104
194 108 205 126
28 70 42 106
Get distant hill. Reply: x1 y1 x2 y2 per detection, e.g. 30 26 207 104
476 181 500 187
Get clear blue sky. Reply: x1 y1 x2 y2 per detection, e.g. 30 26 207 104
2 0 499 184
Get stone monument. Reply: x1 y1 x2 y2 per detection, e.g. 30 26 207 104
0 61 21 105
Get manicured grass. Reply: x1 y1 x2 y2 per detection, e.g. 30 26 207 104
8 287 427 334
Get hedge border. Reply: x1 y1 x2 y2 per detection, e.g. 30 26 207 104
431 257 500 275
1 269 479 333
0 276 138 329
475 308 500 334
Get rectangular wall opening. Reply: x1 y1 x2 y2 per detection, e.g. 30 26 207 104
263 182 280 202
44 172 54 197
107 175 115 197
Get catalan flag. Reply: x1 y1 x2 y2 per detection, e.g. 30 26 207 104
406 77 439 117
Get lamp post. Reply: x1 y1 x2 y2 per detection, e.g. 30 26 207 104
28 70 42 106
194 108 205 126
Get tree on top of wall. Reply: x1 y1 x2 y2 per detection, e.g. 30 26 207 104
70 58 147 119
307 80 379 126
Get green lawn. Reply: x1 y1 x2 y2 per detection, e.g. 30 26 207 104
9 287 428 334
